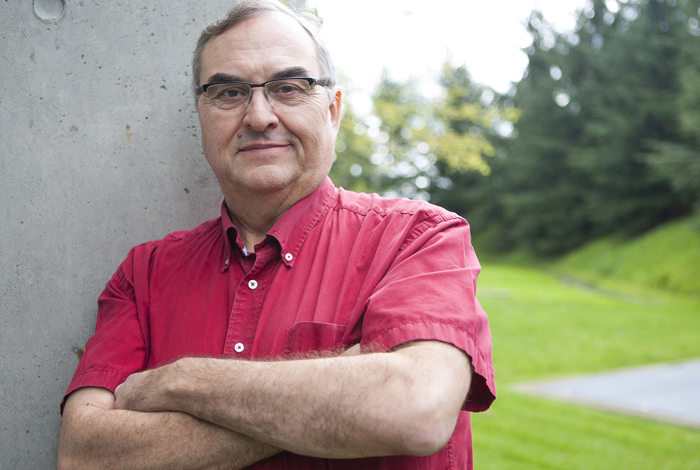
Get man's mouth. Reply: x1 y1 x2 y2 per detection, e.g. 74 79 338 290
239 142 289 152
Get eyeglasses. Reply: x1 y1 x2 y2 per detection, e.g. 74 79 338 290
200 77 328 111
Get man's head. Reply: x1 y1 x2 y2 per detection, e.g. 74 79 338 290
192 0 337 104
192 0 342 207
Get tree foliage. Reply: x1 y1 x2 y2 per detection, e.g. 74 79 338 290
330 0 700 257
328 100 382 194
331 66 515 202
435 0 700 256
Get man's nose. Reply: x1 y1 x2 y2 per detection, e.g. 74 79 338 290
242 87 279 132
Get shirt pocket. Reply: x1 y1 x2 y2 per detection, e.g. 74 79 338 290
284 321 346 356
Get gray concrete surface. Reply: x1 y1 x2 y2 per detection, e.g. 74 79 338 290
513 359 700 429
0 1 240 467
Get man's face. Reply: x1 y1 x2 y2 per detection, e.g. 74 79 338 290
197 12 341 204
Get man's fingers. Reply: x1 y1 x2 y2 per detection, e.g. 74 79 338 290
113 374 140 410
113 383 127 409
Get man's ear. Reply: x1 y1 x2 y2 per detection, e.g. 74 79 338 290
329 88 342 133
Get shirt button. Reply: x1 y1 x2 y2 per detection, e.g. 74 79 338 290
248 280 258 290
284 253 293 262
234 343 244 353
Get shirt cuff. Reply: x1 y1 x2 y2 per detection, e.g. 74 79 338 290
362 321 496 412
60 368 129 415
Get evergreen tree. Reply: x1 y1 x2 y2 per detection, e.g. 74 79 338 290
449 0 700 256
645 0 700 209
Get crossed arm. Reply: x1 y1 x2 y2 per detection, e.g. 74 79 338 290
58 341 472 469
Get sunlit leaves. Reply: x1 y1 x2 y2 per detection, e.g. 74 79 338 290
357 65 518 198
329 100 381 194
432 131 494 175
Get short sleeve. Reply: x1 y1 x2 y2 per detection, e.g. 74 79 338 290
361 217 496 412
61 243 154 413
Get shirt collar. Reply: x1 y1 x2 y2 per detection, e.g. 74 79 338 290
219 177 337 268
220 201 238 271
268 177 336 267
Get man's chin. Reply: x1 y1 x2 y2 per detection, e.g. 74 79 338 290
234 169 302 195
232 169 326 204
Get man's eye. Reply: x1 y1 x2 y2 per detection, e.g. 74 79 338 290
270 82 304 95
217 86 248 100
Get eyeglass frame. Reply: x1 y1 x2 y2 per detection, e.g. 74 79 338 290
200 77 330 108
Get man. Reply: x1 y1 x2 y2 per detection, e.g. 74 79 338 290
58 1 495 468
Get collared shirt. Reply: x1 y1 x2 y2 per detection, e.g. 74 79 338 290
64 178 496 469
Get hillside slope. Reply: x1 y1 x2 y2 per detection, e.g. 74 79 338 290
550 213 700 296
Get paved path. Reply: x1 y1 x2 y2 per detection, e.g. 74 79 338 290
512 359 700 429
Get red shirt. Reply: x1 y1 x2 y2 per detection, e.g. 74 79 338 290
64 178 495 469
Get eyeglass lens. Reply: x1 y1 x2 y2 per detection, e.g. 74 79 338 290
205 78 314 110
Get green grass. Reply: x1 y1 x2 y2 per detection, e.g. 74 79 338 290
472 263 700 469
474 393 700 470
550 213 700 296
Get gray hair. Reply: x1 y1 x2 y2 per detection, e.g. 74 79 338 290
191 0 337 106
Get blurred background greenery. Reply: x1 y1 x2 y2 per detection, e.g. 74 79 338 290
295 0 700 467
329 0 700 263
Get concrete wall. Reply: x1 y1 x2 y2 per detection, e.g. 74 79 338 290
0 1 238 466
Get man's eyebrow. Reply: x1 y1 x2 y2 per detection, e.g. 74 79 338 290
206 72 244 84
271 67 311 80
205 67 312 86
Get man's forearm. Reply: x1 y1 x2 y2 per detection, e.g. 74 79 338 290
116 341 472 459
58 388 281 470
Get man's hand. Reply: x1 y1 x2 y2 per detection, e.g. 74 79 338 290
114 364 173 412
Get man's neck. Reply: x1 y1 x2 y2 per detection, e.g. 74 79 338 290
223 187 305 253
224 200 286 254
222 175 328 253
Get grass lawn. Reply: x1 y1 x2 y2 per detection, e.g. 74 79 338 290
472 263 700 469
